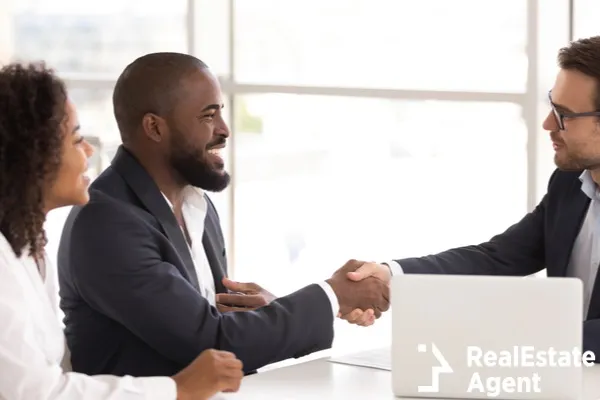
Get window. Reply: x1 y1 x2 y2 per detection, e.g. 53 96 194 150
234 0 527 92
0 0 572 358
231 94 527 355
232 94 527 290
573 0 600 40
10 0 187 77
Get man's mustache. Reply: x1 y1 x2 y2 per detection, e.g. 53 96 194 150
206 137 226 149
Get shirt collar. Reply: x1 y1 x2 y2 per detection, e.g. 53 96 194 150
161 186 206 211
579 170 599 201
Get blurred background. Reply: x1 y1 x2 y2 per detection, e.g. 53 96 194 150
0 0 596 360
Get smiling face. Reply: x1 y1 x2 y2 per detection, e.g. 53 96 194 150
161 68 231 192
45 99 95 210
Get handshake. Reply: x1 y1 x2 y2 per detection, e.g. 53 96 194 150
326 259 391 327
216 259 392 327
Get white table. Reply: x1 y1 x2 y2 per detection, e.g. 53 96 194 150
213 356 600 399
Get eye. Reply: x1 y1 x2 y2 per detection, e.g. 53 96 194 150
74 136 84 144
198 113 216 122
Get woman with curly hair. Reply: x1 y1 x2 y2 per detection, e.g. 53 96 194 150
0 62 243 400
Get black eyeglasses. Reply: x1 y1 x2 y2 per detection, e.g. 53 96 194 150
549 90 600 131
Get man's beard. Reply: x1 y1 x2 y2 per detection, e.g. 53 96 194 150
169 134 230 192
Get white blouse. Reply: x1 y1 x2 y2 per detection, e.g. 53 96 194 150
0 233 176 400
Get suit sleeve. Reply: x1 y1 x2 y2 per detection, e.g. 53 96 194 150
583 320 600 363
66 202 334 373
395 173 555 276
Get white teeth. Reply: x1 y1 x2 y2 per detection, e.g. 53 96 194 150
208 149 221 155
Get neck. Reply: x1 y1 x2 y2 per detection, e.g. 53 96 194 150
127 145 186 216
591 169 600 187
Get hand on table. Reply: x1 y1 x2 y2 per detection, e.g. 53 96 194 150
172 349 243 400
216 277 276 312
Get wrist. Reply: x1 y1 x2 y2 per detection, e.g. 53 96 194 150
173 379 190 400
325 278 342 302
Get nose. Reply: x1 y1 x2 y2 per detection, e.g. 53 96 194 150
215 118 231 138
84 140 95 158
542 110 558 132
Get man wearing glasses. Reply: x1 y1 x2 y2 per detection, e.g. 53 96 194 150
341 35 600 356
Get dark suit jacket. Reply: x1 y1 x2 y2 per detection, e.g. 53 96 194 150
57 146 334 377
395 169 600 355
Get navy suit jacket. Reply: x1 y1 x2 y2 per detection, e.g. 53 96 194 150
57 146 334 377
395 169 600 356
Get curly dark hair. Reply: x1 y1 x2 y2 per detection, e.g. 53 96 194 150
0 62 67 260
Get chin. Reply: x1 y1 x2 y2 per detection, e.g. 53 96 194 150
71 188 90 206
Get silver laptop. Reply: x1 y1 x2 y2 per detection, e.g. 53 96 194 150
391 274 585 399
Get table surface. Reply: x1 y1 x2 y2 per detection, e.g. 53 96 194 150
211 356 600 400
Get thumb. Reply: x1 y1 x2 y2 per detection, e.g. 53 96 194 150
346 263 375 282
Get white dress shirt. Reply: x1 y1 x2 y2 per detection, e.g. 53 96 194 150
0 232 176 400
161 187 217 306
566 170 600 319
160 187 339 316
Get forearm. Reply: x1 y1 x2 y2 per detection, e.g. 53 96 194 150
217 284 335 372
394 242 544 276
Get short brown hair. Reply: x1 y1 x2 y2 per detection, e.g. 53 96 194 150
0 62 67 259
558 36 600 110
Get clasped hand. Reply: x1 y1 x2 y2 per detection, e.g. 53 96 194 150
215 278 276 312
215 260 391 328
328 260 392 327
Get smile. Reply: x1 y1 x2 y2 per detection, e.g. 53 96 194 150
208 148 222 156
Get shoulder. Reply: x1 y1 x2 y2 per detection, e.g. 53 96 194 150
63 191 153 247
545 168 584 193
0 232 19 275
547 168 583 187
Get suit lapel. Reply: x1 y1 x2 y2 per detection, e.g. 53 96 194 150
202 204 227 293
110 146 200 290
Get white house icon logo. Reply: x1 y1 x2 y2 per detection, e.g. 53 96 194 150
417 343 454 392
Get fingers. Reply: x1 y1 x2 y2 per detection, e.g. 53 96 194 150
217 374 243 393
211 349 236 358
223 357 244 370
342 308 366 323
341 308 376 326
220 377 242 393
378 283 391 312
216 293 267 308
218 356 244 393
346 263 376 281
337 259 366 274
222 277 258 293
347 262 392 283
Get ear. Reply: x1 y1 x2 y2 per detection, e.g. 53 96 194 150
141 113 166 143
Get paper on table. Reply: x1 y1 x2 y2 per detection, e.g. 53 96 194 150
327 347 391 371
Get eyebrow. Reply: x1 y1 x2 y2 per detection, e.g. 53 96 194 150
201 104 224 113
552 101 575 113
72 124 81 134
549 93 575 113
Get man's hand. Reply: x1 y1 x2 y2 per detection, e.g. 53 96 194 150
337 261 393 326
172 349 243 400
326 259 390 318
215 277 276 312
346 261 392 284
